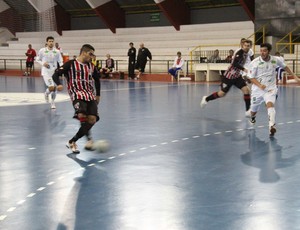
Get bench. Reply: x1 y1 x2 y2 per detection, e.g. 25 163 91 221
194 63 228 82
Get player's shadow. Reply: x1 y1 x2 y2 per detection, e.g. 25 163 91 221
241 130 300 183
56 154 112 230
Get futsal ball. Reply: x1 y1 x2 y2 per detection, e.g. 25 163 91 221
93 139 110 153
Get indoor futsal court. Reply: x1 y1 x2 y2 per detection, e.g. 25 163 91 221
1 75 300 230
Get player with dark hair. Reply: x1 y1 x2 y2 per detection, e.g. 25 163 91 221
52 44 101 154
36 36 63 109
200 39 252 116
247 42 300 136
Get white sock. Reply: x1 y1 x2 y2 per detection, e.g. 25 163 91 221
268 107 276 127
51 91 56 101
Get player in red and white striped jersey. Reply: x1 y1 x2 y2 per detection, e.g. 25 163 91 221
200 39 252 117
52 44 101 154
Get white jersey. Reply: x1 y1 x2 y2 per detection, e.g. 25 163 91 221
248 55 286 93
36 47 63 77
275 55 285 64
172 56 185 69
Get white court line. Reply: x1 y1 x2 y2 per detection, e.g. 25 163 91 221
7 207 16 212
27 193 36 198
2 119 300 223
17 200 26 205
0 215 7 221
37 187 45 191
140 147 148 150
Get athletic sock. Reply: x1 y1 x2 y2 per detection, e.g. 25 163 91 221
206 92 219 102
70 118 93 143
86 130 92 141
45 88 50 95
51 91 57 101
268 107 276 127
244 94 251 111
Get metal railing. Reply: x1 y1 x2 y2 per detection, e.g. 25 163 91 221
1 58 299 76
0 58 191 76
276 26 300 54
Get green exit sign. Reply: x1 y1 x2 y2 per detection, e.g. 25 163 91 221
150 13 160 22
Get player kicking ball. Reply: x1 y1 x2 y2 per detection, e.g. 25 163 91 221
52 44 101 154
247 43 300 137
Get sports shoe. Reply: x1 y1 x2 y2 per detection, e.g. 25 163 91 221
51 101 56 109
269 125 276 137
85 140 95 151
245 110 251 118
249 116 256 124
66 141 80 154
200 96 208 108
44 92 49 103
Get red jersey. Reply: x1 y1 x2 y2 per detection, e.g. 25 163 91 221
26 48 36 62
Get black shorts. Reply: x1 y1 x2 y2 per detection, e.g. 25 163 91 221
72 99 99 121
26 61 34 68
135 61 146 73
220 75 247 93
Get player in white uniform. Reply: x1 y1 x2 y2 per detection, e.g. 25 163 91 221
247 43 300 136
275 51 285 83
36 36 63 109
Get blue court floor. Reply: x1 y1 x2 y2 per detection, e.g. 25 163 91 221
1 76 300 230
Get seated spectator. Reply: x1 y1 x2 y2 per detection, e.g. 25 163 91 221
275 51 285 83
91 55 101 71
208 49 221 63
225 49 234 63
101 54 115 78
168 51 185 80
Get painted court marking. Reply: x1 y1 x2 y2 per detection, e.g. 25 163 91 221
0 93 69 107
1 119 300 223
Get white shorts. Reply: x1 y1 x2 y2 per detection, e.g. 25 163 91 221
43 74 56 87
250 88 277 112
42 67 56 87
